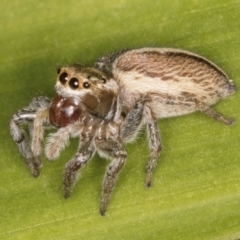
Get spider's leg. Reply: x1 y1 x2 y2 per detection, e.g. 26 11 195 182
195 100 234 125
10 109 38 176
96 139 127 215
121 98 145 143
95 49 128 74
121 96 161 187
63 140 95 199
45 119 93 198
144 106 162 188
10 96 51 177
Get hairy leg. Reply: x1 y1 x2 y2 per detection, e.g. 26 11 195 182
63 140 95 198
10 96 51 177
95 49 128 75
96 139 127 215
121 96 162 187
120 98 145 143
195 100 234 125
144 106 162 188
10 109 38 176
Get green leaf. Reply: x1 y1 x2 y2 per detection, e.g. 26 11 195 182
1 0 240 239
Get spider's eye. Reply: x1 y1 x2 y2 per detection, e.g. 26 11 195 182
83 82 90 88
57 68 61 74
59 72 68 85
69 77 79 90
101 77 107 83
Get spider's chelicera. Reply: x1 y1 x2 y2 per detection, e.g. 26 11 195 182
10 48 236 215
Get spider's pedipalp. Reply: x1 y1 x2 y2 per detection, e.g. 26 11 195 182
45 126 72 161
31 108 50 168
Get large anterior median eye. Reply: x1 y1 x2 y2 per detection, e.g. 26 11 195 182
69 77 79 89
59 72 68 85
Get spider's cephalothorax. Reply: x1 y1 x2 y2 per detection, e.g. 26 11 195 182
10 48 236 215
50 64 120 127
10 64 144 215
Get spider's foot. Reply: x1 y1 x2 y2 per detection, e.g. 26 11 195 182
33 156 42 168
32 168 41 178
146 181 152 188
100 209 106 216
24 158 41 177
214 114 235 125
100 205 107 216
145 171 153 188
224 118 235 125
63 188 71 199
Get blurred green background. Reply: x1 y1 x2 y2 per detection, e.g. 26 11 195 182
1 0 240 239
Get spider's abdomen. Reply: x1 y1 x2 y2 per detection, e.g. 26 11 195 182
111 48 236 118
49 95 84 128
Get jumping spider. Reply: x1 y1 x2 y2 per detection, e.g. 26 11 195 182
10 48 236 215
